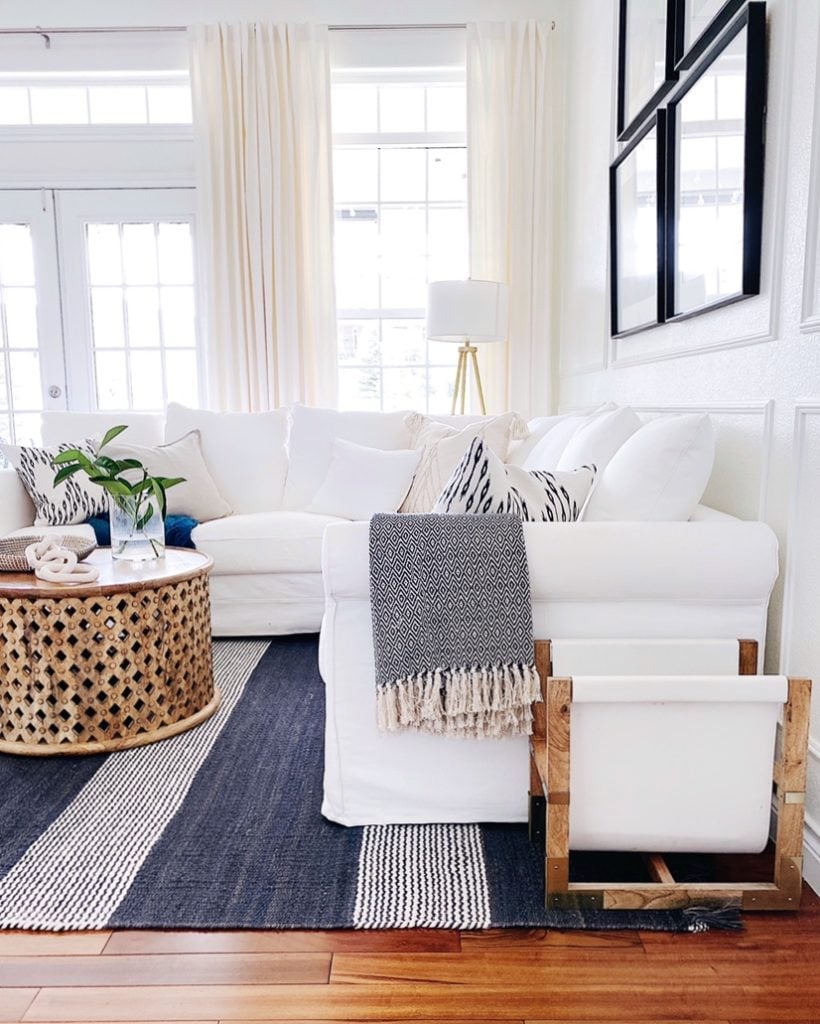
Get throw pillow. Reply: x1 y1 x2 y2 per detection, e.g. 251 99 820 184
401 410 529 514
283 404 412 510
521 403 616 471
0 439 107 526
306 439 421 520
107 430 232 522
583 413 715 522
433 436 596 522
165 402 289 513
555 406 641 473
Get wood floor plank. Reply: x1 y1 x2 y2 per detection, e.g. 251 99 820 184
0 953 330 989
462 929 642 949
103 930 460 955
0 989 37 1023
0 933 110 956
22 980 820 1022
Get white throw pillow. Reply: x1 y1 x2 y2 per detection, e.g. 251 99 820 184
556 406 641 473
306 439 421 520
433 436 596 522
165 403 289 514
283 404 412 510
401 410 528 514
583 413 716 522
507 414 569 466
522 403 616 471
0 439 107 526
108 431 232 522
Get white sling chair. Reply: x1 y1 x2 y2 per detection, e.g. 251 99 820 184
528 639 811 912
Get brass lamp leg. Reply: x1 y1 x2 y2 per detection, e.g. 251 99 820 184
450 342 487 415
450 349 467 415
469 346 487 415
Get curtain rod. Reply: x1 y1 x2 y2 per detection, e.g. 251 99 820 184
0 23 478 37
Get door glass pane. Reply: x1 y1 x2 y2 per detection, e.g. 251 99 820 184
94 350 129 409
0 223 44 446
82 217 199 410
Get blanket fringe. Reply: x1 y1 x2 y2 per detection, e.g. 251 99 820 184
377 662 541 738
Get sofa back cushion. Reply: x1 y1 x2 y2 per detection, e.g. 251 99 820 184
41 411 164 448
583 413 715 522
165 403 289 514
282 404 411 510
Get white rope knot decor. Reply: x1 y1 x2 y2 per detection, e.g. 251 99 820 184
24 537 100 585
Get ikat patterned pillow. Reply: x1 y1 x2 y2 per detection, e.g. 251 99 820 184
1 439 107 526
433 435 596 522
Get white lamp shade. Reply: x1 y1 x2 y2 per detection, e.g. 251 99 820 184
426 279 509 343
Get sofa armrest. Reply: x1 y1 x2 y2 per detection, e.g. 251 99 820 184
0 468 35 535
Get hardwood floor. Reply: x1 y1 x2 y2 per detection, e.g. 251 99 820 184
1 884 819 1024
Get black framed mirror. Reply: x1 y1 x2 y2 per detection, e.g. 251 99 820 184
610 111 666 337
665 2 766 322
617 0 679 141
675 0 746 71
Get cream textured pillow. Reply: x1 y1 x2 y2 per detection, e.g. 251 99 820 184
400 411 528 514
108 430 232 522
306 439 421 520
433 436 596 522
0 439 106 526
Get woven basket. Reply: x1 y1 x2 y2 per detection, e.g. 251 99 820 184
0 535 97 573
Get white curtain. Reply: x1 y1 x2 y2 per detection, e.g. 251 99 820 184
467 21 556 417
189 23 337 412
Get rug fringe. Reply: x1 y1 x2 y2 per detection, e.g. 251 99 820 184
682 904 744 932
377 662 541 738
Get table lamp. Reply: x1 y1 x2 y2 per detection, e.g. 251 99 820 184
426 279 509 414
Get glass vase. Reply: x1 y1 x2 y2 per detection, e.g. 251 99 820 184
109 495 165 561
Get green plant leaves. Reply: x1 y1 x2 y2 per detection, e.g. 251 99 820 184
99 424 129 450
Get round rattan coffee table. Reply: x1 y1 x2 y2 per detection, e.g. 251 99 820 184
0 548 219 756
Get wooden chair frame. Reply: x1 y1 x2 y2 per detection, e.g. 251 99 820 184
528 639 812 911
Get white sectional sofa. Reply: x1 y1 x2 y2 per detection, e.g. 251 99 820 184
1 402 782 829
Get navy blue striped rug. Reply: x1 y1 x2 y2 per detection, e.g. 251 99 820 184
0 638 735 933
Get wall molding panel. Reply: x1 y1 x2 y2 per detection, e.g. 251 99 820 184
778 403 820 684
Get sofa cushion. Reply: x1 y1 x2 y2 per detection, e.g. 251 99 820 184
306 439 420 520
108 430 232 522
584 413 716 522
191 511 347 575
282 404 411 510
165 403 289 514
41 411 164 448
556 406 641 473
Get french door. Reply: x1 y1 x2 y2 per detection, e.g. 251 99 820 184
0 191 66 446
57 189 201 413
0 187 200 449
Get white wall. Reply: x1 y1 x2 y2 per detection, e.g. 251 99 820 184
557 0 820 892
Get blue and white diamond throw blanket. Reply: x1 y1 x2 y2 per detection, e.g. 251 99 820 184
369 513 541 739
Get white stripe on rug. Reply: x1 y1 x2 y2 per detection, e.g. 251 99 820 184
353 823 491 929
0 641 268 930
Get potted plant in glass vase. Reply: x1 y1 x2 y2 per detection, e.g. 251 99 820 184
52 425 185 561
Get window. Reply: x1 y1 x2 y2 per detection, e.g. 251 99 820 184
0 73 192 127
332 72 468 412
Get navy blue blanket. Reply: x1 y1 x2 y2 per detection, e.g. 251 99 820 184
86 515 198 549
